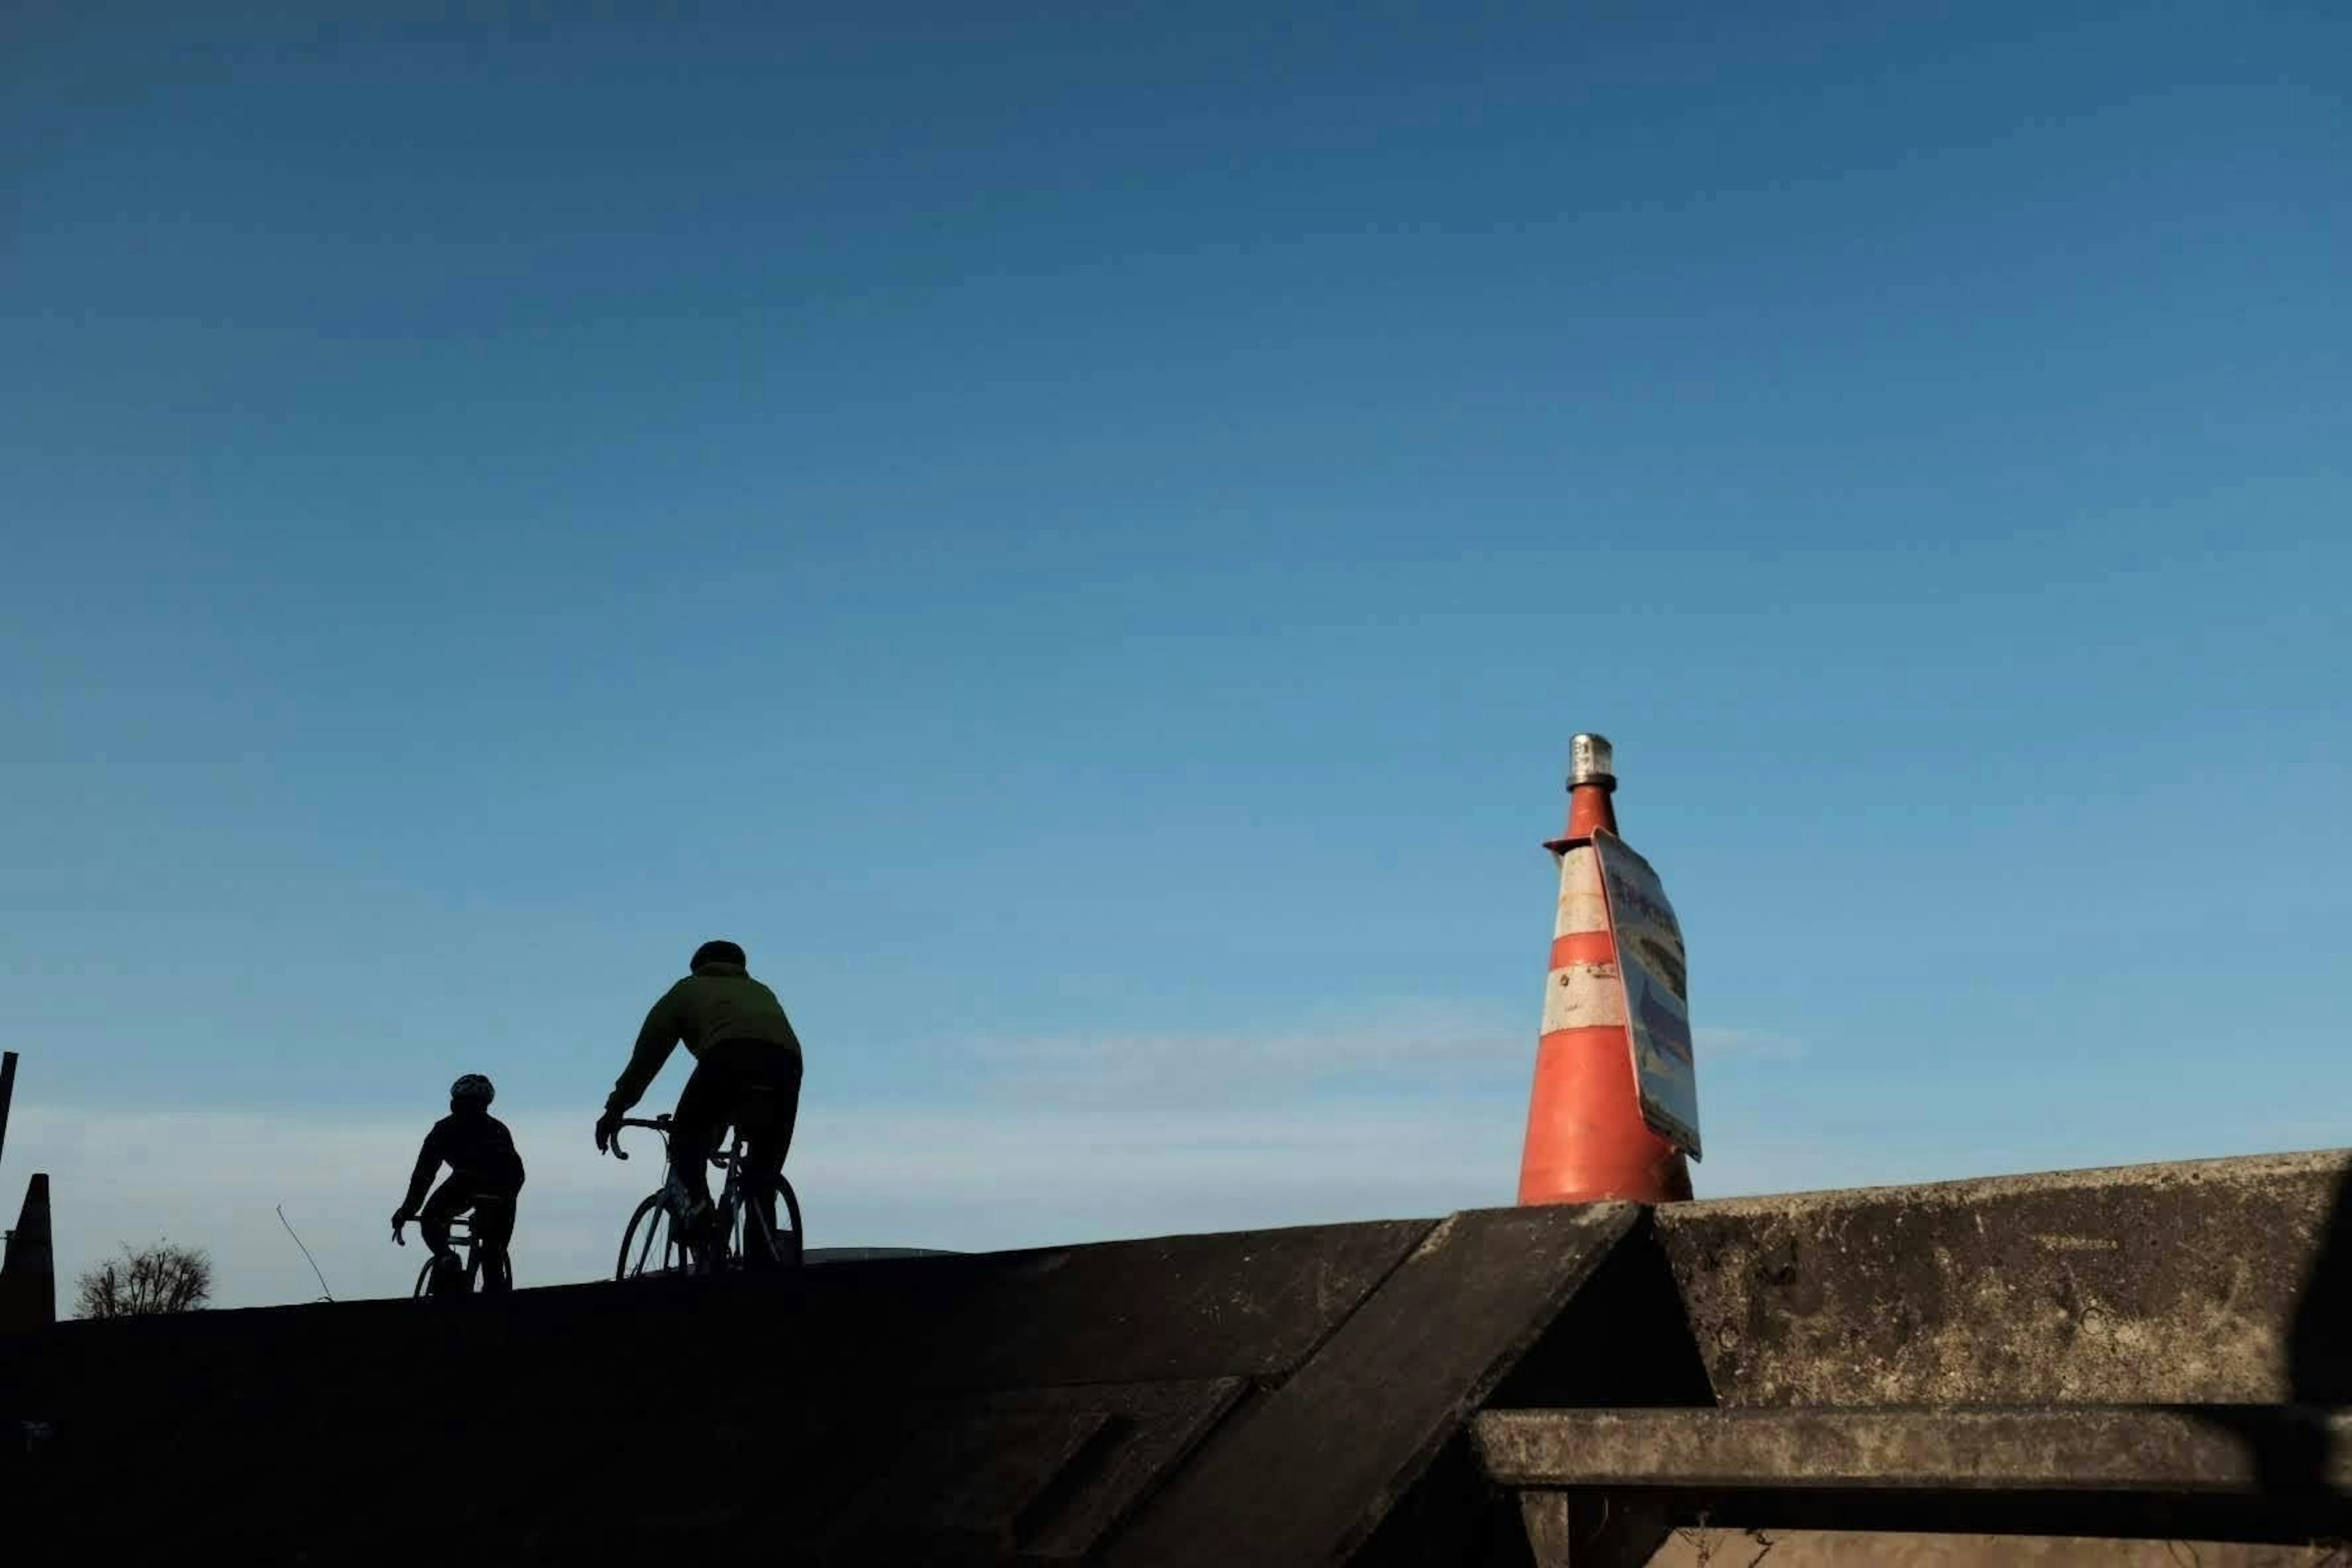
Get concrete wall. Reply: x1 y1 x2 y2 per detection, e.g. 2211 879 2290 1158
1654 1149 2352 1407
1 1217 1433 1561
5 1147 2348 1563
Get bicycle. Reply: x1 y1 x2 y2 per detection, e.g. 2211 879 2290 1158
609 1100 805 1281
394 1199 514 1297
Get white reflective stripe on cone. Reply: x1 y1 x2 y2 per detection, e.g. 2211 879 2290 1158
1541 962 1629 1033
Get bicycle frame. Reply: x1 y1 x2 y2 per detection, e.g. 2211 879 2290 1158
407 1204 513 1297
609 1112 802 1278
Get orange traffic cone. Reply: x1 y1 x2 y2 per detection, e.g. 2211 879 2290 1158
1516 735 1694 1206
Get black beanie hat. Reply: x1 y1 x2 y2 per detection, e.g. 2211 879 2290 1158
690 939 747 971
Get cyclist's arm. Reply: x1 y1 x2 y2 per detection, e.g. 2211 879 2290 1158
397 1126 444 1216
605 986 685 1117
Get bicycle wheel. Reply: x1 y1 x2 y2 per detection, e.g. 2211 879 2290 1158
615 1191 676 1281
737 1176 805 1268
417 1250 470 1297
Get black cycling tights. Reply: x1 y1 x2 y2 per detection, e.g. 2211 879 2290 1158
420 1174 518 1293
668 1038 802 1265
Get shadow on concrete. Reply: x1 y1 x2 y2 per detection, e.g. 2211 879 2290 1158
1488 1209 1717 1411
2283 1158 2352 1483
2192 1156 2352 1535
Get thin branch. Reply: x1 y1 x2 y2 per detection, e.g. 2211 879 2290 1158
277 1205 334 1303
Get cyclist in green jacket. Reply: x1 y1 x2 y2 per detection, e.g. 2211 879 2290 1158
595 940 804 1264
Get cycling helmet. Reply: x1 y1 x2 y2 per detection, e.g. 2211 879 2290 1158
690 939 746 971
450 1074 496 1106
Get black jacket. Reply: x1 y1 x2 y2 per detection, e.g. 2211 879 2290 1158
401 1109 526 1212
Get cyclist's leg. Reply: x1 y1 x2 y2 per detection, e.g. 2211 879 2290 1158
418 1174 469 1259
665 1055 733 1236
473 1186 518 1294
418 1175 473 1294
740 1052 803 1269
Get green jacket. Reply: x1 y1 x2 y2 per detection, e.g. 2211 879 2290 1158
605 962 803 1116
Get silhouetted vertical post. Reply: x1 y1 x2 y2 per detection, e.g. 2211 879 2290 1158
0 1050 16 1174
0 1173 55 1331
0 1052 54 1331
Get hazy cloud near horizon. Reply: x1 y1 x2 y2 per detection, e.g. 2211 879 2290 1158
9 1005 1833 1310
9 1097 1529 1309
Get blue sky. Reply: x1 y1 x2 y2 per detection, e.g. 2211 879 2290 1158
4 1 2347 1305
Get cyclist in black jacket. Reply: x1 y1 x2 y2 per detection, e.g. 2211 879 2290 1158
393 1074 526 1294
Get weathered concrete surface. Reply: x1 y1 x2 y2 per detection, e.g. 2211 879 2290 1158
1475 1406 2352 1493
1104 1203 1640 1568
1655 1149 2352 1407
1644 1532 2350 1567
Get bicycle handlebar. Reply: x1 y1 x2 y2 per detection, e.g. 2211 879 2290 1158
608 1114 671 1162
606 1114 736 1168
394 1207 493 1244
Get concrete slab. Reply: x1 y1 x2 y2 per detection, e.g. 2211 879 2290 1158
1104 1202 1642 1568
1473 1406 2352 1493
0 1218 1438 1562
1655 1149 2352 1407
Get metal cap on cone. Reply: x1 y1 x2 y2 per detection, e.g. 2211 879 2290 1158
1568 733 1615 790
